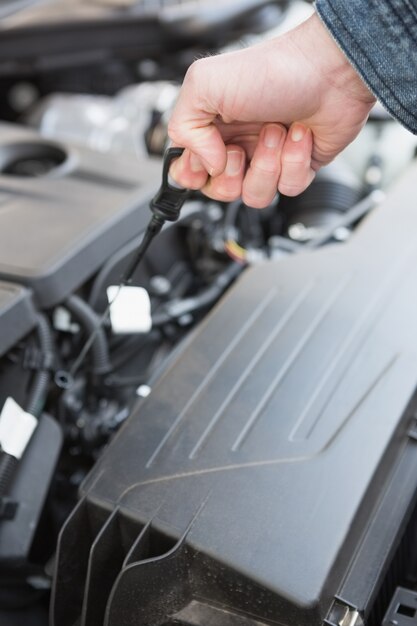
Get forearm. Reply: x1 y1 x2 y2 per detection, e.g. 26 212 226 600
315 0 417 133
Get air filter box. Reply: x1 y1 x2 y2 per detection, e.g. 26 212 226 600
0 122 160 308
52 164 417 626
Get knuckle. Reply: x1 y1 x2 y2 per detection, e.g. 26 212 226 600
218 189 240 201
184 58 206 88
250 160 279 176
282 152 307 165
213 186 240 202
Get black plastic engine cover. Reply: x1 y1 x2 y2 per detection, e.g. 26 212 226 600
52 164 417 626
0 280 36 356
0 122 160 308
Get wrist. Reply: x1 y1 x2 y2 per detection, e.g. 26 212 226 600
293 12 376 107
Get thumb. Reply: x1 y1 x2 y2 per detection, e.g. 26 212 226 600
168 61 227 178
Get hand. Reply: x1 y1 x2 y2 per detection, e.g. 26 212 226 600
168 12 376 208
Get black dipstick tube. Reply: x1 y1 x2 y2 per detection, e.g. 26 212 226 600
123 147 190 283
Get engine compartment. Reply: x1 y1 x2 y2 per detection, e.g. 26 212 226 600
51 164 417 626
1 2 417 626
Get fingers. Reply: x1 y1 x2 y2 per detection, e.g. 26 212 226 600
201 123 312 206
242 123 286 208
169 148 208 190
278 123 315 197
169 144 246 202
169 119 316 204
201 145 246 202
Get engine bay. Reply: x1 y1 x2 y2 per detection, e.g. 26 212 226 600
51 162 417 626
1 2 417 626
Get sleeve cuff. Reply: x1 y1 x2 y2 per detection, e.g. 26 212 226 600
315 0 417 134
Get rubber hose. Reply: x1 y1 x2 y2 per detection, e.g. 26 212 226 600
153 263 242 326
26 314 55 417
0 452 18 497
65 295 112 375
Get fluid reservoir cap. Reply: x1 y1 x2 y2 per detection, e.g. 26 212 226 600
107 285 152 334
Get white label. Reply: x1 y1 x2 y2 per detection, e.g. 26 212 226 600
0 397 37 458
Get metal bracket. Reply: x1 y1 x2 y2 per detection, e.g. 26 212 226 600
325 598 363 626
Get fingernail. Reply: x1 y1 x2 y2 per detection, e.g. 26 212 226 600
225 151 243 176
291 124 306 143
264 125 282 149
190 153 205 173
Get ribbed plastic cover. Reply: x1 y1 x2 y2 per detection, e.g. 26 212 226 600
52 163 417 626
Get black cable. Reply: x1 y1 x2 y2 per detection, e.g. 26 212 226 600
152 262 242 326
88 201 204 311
104 375 146 388
223 199 273 253
122 215 165 285
223 199 242 240
88 231 146 309
26 314 55 418
0 451 18 497
272 192 381 255
304 191 381 249
65 295 112 375
244 204 264 243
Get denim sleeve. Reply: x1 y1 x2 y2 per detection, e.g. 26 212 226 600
315 0 417 134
